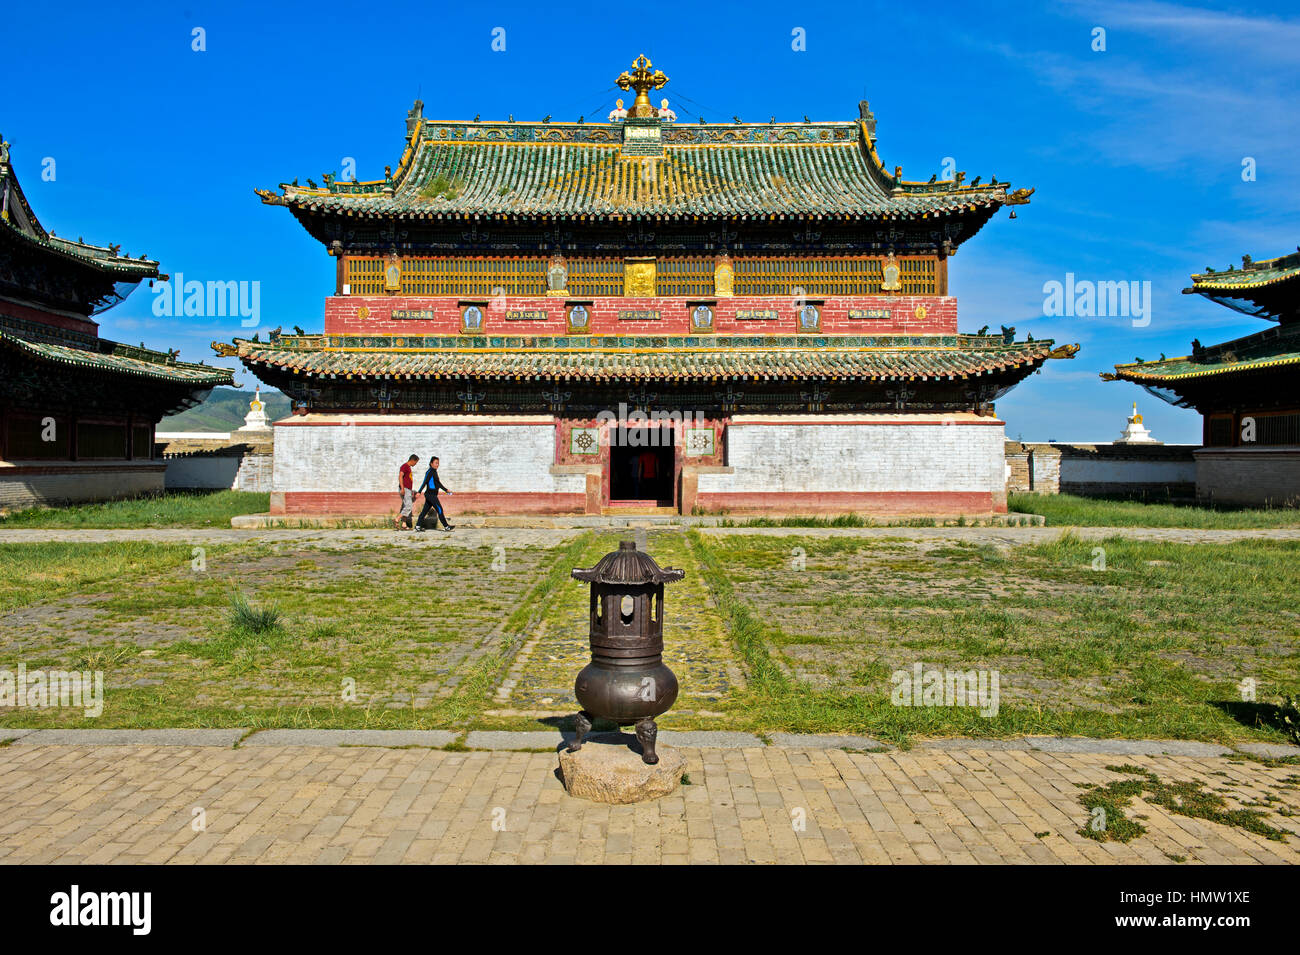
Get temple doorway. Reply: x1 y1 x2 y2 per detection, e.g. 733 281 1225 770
609 426 675 505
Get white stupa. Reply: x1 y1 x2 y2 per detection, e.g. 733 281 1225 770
1115 402 1160 444
237 386 271 432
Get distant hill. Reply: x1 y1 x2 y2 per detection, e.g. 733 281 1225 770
160 388 292 432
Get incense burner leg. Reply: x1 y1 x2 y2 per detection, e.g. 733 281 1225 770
635 717 659 765
569 710 592 752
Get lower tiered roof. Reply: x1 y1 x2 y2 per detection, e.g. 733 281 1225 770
1105 323 1300 387
1 313 232 387
215 333 1073 383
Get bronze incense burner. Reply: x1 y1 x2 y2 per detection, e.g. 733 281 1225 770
568 541 684 764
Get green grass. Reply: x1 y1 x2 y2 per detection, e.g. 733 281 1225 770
0 537 578 730
1010 492 1300 528
1078 764 1288 843
4 526 1300 745
686 529 1300 745
0 541 196 612
227 591 284 635
420 174 466 200
0 490 267 528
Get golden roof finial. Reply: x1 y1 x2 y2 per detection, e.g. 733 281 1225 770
617 55 669 119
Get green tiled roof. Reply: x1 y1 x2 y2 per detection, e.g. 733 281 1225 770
261 115 1029 222
1107 323 1300 383
1 331 234 386
222 333 1069 382
1183 249 1300 320
1 146 160 280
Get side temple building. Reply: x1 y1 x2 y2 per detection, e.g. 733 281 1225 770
1107 249 1300 505
218 56 1075 517
0 138 232 508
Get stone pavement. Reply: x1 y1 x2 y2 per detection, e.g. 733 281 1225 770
1 742 1297 864
0 527 582 548
4 525 1299 547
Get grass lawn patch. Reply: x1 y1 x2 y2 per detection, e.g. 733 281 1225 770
0 537 573 729
0 490 268 529
1009 492 1300 528
687 529 1300 744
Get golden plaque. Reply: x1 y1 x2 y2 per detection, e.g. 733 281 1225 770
714 254 734 297
624 258 656 297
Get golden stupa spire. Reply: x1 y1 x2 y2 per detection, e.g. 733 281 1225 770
616 55 669 119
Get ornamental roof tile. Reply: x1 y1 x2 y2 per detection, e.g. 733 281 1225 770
1 330 234 386
260 109 1031 222
0 142 160 280
218 333 1070 383
1183 249 1300 321
1106 323 1300 384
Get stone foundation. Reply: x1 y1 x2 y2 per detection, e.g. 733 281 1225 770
0 462 166 510
558 737 685 804
266 412 1012 516
1195 447 1300 506
695 414 1008 514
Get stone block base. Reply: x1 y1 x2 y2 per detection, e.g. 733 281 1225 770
558 735 685 804
1195 447 1300 506
0 462 165 510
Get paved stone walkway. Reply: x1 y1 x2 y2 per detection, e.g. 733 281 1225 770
3 526 1299 547
1 743 1296 864
0 528 581 548
703 526 1300 544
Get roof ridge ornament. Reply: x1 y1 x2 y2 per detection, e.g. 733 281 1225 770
617 55 669 119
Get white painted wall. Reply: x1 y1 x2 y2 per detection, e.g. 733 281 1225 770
165 456 242 489
273 419 584 494
1059 456 1196 484
0 466 163 508
697 418 1006 494
1196 448 1300 505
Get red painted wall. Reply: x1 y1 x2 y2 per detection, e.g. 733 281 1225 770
322 295 958 337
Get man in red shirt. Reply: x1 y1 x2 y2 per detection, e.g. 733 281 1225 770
395 454 418 530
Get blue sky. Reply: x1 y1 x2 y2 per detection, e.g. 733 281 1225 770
5 0 1296 442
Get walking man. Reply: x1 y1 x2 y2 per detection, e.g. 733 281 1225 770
416 455 455 532
395 454 419 530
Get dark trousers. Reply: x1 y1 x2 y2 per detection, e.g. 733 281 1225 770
417 494 448 528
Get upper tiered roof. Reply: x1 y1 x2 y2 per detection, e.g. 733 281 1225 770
1108 248 1300 404
1183 249 1300 321
257 56 1032 234
214 332 1071 384
0 137 232 391
1 139 161 314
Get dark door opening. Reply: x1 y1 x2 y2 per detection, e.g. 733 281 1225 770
609 427 674 505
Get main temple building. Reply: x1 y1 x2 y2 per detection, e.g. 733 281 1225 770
220 56 1075 517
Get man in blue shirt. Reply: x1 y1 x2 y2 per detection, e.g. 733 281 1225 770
415 455 455 532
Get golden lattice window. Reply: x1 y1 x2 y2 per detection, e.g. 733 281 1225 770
343 254 941 297
345 258 384 295
733 256 938 296
346 257 548 296
566 258 624 297
656 258 714 297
